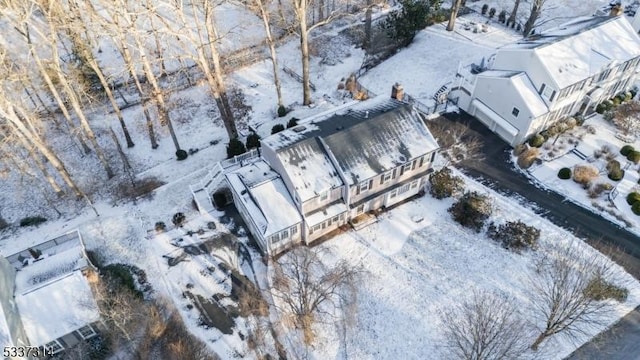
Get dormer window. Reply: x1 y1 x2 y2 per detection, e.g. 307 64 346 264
512 107 520 117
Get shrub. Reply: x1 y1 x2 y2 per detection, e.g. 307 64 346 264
0 216 7 230
630 87 638 99
155 222 167 232
19 216 46 227
245 133 261 149
488 7 496 18
227 138 247 158
627 150 640 164
481 4 488 15
286 118 299 128
572 165 599 186
528 134 545 148
589 183 614 198
498 10 507 23
172 212 186 227
487 221 540 252
448 191 492 232
608 168 624 181
213 192 228 208
557 167 571 179
584 276 629 302
271 124 285 134
176 149 188 161
517 148 539 169
103 264 143 298
429 167 465 199
606 160 621 172
513 143 528 156
626 192 640 205
612 97 621 106
620 145 635 156
633 202 640 215
277 105 287 117
115 176 165 202
596 103 607 114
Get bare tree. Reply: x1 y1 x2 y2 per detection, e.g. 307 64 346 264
271 246 360 345
523 0 547 37
291 0 343 105
440 290 530 360
507 0 521 28
426 117 484 164
447 0 463 31
612 101 640 138
529 241 630 351
253 0 285 107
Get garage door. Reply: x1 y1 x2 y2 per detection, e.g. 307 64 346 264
471 99 519 145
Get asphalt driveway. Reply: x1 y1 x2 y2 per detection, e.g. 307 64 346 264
438 111 640 360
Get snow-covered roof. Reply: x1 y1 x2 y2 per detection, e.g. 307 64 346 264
501 16 640 89
275 137 343 202
226 160 301 237
15 271 100 347
478 71 548 118
14 244 88 293
305 201 348 226
263 97 439 186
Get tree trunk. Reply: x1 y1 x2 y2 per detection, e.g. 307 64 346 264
298 2 313 105
447 0 463 31
507 0 521 27
530 332 546 351
523 1 542 37
256 0 284 107
364 0 372 50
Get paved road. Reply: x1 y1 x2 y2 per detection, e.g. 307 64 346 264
439 112 640 359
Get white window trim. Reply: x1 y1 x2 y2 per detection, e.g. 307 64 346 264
45 340 64 354
359 181 370 193
319 191 329 201
77 324 97 340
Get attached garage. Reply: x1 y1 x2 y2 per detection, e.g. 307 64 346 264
470 99 519 145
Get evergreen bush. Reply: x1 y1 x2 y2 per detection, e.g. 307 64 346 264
428 167 465 199
271 124 285 134
557 167 571 179
448 191 492 232
621 145 635 156
528 134 545 147
245 133 261 149
227 138 247 158
627 150 640 164
19 216 46 227
176 149 188 161
626 192 640 205
277 105 287 117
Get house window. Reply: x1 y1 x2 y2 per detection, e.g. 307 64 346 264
419 156 425 167
77 325 97 340
410 180 419 189
319 191 329 201
291 225 298 235
359 180 370 193
356 204 365 214
45 340 64 354
280 229 289 240
430 152 436 163
381 171 393 184
401 163 412 175
411 159 417 170
398 183 411 195
539 83 546 95
511 107 520 117
390 188 398 199
313 224 321 233
339 213 345 221
542 85 554 100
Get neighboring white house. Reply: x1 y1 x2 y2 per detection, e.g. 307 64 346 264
450 14 640 145
224 96 439 255
0 230 102 359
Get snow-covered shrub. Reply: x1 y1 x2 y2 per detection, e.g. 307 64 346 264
589 183 613 198
487 220 540 252
633 202 640 215
246 132 261 149
572 165 599 187
481 4 488 15
155 222 167 233
498 10 506 23
557 168 571 179
429 167 465 199
227 138 247 158
627 150 640 164
172 212 186 227
517 147 539 169
620 145 635 156
488 8 496 18
528 134 545 148
176 149 188 161
271 124 285 134
448 191 492 232
0 215 8 230
277 105 287 117
627 192 640 205
287 118 299 128
19 216 46 227
608 160 624 181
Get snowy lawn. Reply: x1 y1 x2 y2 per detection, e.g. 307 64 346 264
523 114 640 235
276 170 640 360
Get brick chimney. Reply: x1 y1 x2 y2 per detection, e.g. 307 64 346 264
610 4 623 17
391 83 404 101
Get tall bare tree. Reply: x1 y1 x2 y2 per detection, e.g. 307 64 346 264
253 0 285 108
446 0 463 31
529 242 629 351
440 290 530 360
523 0 547 37
291 0 342 105
271 246 359 345
612 100 640 138
507 0 521 28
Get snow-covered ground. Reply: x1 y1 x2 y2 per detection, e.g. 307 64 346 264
291 171 640 359
2 1 640 358
522 114 640 235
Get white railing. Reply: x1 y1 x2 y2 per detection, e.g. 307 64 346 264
220 148 260 169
